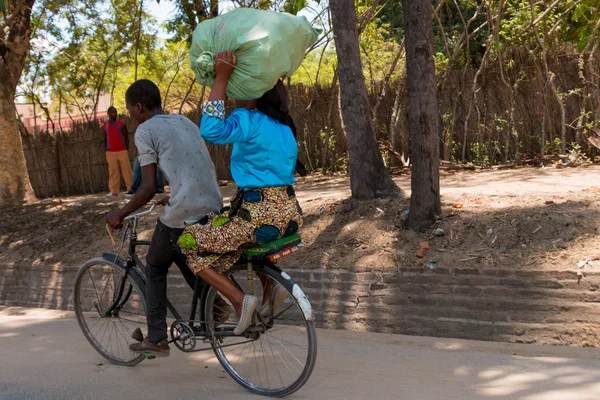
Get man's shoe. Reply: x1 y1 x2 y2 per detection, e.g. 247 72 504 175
105 192 118 197
124 191 135 196
129 337 170 358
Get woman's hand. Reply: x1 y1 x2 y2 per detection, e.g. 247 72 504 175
214 50 236 81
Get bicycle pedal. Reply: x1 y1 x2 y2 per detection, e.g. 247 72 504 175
143 352 156 360
131 327 144 342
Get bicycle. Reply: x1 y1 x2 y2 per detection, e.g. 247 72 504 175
73 204 317 397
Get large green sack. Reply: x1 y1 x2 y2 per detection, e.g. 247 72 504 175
189 8 318 100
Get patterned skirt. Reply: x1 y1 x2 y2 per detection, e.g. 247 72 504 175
178 186 302 275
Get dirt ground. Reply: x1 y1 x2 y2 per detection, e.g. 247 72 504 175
2 166 600 276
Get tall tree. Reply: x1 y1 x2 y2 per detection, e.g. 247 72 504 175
165 0 218 43
329 0 399 199
402 0 441 231
0 0 36 206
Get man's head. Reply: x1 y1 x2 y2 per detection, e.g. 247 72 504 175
107 106 118 120
125 79 163 124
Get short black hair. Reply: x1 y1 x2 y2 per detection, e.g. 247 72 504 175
125 79 162 110
107 106 117 113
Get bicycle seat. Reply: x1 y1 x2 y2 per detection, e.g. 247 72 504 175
244 233 302 260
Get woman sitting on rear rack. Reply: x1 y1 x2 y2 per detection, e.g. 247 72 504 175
178 51 303 335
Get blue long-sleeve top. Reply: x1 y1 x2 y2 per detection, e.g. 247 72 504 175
200 101 297 190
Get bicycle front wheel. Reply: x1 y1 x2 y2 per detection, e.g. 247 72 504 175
204 263 317 397
73 257 147 366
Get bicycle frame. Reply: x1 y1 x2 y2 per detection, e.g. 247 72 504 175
102 236 203 324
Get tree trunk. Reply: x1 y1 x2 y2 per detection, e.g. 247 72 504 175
329 0 399 199
0 0 36 205
402 0 441 232
134 0 144 81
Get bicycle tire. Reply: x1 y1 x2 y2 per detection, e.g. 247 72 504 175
73 257 147 366
204 263 317 397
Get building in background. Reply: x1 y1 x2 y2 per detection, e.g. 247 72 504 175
16 93 113 134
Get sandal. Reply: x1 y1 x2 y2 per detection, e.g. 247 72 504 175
233 295 258 335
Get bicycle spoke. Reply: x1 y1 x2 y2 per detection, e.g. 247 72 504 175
263 331 308 351
107 321 114 357
99 268 116 308
270 303 295 321
230 340 253 371
111 320 123 360
264 332 286 388
259 336 270 388
87 269 103 311
88 315 105 333
97 317 111 349
75 261 147 366
264 332 304 370
116 318 135 353
253 341 262 388
264 333 297 381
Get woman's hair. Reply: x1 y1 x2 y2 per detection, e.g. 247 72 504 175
256 80 297 137
256 80 307 176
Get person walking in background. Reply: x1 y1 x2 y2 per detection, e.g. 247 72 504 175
102 106 133 196
125 156 165 196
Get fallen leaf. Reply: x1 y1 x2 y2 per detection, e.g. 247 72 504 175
590 186 600 193
545 200 555 205
419 241 430 250
416 248 428 258
451 202 464 209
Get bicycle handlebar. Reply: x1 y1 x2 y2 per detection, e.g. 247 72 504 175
123 203 156 222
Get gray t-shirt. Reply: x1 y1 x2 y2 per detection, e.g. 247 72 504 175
135 114 223 229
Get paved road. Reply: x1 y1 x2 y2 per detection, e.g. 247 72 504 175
2 307 600 400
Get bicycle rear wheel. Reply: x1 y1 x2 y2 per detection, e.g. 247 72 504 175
73 257 147 366
204 263 317 397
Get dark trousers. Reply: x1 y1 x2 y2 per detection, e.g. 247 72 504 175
131 157 165 193
146 219 201 343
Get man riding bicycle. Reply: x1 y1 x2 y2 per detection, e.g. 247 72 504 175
105 79 223 357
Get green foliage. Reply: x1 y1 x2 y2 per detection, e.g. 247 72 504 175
292 46 337 86
378 0 403 43
284 0 311 15
570 0 600 51
471 142 490 167
164 0 217 44
545 138 562 155
567 142 591 164
42 0 157 115
441 112 458 162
